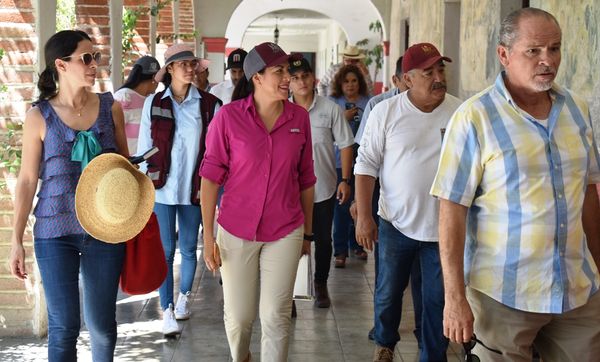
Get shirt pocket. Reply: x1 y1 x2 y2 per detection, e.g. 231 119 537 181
311 115 332 144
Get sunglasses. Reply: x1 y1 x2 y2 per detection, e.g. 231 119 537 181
463 334 502 362
61 52 101 66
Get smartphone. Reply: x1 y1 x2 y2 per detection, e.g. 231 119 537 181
345 102 355 110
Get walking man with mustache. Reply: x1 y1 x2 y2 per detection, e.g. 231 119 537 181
354 43 462 362
431 8 600 361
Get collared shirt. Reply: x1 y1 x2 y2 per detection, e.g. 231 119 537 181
200 94 317 242
355 91 462 241
210 79 234 105
355 87 402 144
290 93 354 203
138 86 219 205
430 72 600 313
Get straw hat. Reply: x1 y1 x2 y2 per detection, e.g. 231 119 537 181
75 153 155 243
342 45 366 60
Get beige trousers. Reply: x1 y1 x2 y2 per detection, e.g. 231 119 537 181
467 287 600 362
217 225 303 362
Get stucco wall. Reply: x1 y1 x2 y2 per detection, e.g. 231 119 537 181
458 0 501 98
408 0 443 48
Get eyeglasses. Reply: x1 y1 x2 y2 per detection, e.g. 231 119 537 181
463 334 502 362
174 60 199 69
61 52 101 66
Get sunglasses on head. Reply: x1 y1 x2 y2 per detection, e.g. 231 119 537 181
463 334 502 362
61 52 101 66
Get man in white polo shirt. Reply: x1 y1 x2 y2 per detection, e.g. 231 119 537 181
289 57 354 308
354 43 462 362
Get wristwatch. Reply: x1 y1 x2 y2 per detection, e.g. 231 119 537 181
340 178 352 186
303 233 314 242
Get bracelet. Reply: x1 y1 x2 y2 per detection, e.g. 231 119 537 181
303 233 314 242
340 178 352 186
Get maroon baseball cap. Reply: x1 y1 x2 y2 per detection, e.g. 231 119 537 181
243 42 302 80
402 43 451 73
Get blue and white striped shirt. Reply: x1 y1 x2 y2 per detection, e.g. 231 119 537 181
431 72 600 313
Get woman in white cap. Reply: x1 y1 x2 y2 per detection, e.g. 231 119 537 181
114 55 160 155
9 30 129 361
137 43 221 337
200 42 316 362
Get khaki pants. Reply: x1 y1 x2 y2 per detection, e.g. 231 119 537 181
467 287 600 362
217 225 303 362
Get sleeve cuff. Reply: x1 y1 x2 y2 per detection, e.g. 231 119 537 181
430 187 473 207
353 163 378 178
199 161 227 185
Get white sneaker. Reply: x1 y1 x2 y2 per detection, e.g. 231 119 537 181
174 291 191 320
162 304 181 336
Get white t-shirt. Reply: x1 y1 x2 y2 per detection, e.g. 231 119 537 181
354 92 462 241
210 79 234 105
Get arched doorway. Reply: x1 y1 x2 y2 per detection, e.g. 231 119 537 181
224 0 386 85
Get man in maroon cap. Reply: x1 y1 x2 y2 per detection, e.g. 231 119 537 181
354 42 462 362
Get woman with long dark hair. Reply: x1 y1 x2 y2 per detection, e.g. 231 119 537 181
114 55 160 154
329 64 370 267
137 44 220 337
9 30 129 361
201 42 316 362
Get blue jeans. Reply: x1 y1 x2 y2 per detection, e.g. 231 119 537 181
35 234 125 362
374 219 447 362
154 203 202 310
333 168 364 256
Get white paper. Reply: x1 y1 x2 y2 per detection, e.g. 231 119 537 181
293 254 314 301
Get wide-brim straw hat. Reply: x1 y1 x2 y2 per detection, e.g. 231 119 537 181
75 153 155 243
342 44 366 60
154 43 210 82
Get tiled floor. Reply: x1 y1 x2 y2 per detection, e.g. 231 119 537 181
0 247 463 361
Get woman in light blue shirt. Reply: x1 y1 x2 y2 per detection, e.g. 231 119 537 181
137 44 220 337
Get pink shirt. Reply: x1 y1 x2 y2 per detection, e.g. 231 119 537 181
200 94 316 242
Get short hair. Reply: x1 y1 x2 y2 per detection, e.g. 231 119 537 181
395 56 403 77
499 8 561 49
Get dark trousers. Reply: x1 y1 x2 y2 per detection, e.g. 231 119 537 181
313 195 336 283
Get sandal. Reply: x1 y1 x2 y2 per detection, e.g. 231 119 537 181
335 256 346 268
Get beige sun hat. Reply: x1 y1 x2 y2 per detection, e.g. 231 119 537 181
154 43 210 83
75 153 155 243
342 44 366 60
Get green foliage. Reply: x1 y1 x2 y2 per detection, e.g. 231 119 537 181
156 30 199 44
150 0 175 16
0 123 23 175
56 0 76 32
357 20 384 83
0 49 6 95
122 0 195 73
122 7 146 72
0 49 22 177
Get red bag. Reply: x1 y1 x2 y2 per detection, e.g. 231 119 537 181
120 213 167 295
